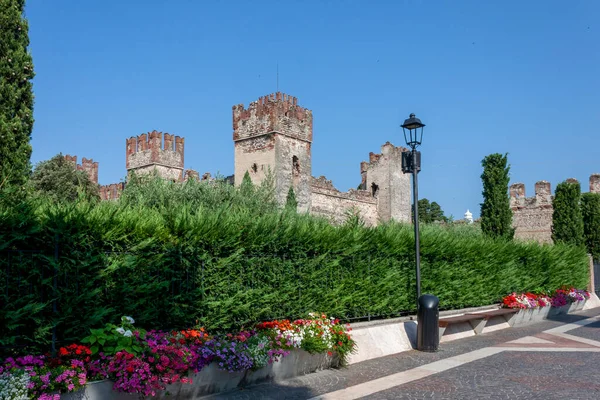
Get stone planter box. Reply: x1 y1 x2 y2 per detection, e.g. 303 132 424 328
61 350 338 400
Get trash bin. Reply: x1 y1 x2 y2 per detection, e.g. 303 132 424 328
417 294 439 352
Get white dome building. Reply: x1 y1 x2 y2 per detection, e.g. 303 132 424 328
464 209 473 224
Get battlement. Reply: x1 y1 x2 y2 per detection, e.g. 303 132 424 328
232 92 313 142
64 154 99 184
126 130 184 173
99 182 125 201
509 180 553 209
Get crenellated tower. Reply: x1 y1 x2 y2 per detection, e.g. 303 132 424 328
232 92 313 211
125 131 185 181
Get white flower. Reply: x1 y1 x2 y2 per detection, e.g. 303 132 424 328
123 316 135 324
123 330 133 337
116 327 126 335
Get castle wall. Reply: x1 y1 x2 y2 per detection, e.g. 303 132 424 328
510 181 554 244
126 131 184 181
275 135 311 212
234 134 276 187
64 155 99 184
233 93 313 212
364 142 411 223
99 182 125 201
309 176 378 226
232 93 312 142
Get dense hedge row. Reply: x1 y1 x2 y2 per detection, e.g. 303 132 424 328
0 179 590 351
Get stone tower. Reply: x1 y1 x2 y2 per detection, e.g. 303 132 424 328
125 130 185 181
362 142 412 223
232 92 313 212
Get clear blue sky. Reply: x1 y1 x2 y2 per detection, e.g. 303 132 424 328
26 0 599 219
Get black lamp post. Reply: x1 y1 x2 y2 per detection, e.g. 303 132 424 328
401 113 425 308
401 113 439 352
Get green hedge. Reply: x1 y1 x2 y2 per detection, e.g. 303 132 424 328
0 180 590 351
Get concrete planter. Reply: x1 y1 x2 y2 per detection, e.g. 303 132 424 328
60 350 338 400
511 306 551 327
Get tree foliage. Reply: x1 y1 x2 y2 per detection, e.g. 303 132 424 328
0 0 35 188
29 154 99 202
480 153 514 240
581 192 600 261
285 186 297 211
552 180 584 247
414 198 448 223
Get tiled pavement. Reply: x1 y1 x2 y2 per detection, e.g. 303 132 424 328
206 309 600 399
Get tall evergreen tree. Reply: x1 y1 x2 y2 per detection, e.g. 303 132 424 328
581 192 600 260
552 180 584 247
480 153 514 239
285 186 297 211
0 0 35 188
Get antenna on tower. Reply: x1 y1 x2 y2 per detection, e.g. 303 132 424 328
276 63 279 91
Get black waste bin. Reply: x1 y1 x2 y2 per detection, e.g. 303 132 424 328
417 294 439 352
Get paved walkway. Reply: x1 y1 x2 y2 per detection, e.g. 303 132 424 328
206 308 600 399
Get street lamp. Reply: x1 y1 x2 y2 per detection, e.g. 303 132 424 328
401 113 425 307
401 113 439 352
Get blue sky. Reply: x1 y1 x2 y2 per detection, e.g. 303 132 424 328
26 0 599 219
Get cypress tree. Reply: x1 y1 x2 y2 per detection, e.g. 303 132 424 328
285 186 297 211
581 192 600 260
552 180 584 247
0 0 35 188
480 153 514 239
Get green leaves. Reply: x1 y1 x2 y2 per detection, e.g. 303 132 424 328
0 176 590 352
0 0 35 188
582 192 600 260
29 154 100 202
552 180 585 247
480 153 514 240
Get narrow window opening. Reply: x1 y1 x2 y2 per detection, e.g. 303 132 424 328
371 182 379 198
251 163 258 173
292 156 300 176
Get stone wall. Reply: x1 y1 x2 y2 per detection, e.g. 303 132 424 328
510 175 600 244
126 131 184 181
363 142 412 223
99 182 125 201
232 92 312 142
64 155 99 184
510 181 554 244
309 176 378 226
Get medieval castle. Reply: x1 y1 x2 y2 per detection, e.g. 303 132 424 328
64 91 600 241
65 92 413 226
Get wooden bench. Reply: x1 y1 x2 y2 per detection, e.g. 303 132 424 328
438 313 487 336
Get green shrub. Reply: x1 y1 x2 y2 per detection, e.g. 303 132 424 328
0 178 589 352
582 192 600 261
552 180 584 247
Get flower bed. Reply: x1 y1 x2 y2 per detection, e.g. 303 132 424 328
501 286 590 309
0 313 355 399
